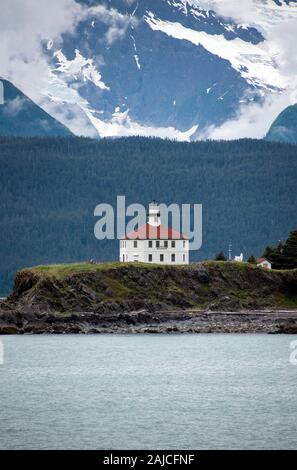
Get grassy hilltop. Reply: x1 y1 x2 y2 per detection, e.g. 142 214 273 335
9 261 297 310
0 261 297 334
0 261 297 332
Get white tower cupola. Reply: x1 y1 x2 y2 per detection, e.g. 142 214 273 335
148 201 161 227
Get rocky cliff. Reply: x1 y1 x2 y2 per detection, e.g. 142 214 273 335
0 262 297 334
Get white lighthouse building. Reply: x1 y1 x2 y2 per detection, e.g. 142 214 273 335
120 202 189 264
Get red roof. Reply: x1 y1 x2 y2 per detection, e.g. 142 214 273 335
122 223 188 240
256 257 270 264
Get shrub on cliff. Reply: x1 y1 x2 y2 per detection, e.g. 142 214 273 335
215 251 226 261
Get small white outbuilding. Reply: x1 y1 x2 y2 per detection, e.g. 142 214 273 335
256 258 272 269
120 201 189 265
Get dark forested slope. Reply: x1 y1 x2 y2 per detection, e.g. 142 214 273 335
266 104 297 145
0 136 296 295
0 79 72 137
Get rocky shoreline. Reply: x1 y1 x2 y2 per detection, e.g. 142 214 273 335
1 308 297 334
1 261 297 334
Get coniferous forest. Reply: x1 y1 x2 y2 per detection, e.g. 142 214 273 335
0 135 297 295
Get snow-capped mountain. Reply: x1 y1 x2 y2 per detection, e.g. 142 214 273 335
5 0 297 140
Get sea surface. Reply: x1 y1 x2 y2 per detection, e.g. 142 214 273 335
0 334 296 450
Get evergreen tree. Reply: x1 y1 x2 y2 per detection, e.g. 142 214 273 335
248 255 256 264
263 245 275 260
282 230 297 268
263 232 297 269
215 251 226 261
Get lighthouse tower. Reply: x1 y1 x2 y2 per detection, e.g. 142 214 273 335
148 201 161 227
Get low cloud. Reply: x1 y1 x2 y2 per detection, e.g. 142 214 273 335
0 0 83 106
202 0 260 24
3 96 27 117
0 0 136 136
200 92 291 140
40 97 99 138
88 5 138 44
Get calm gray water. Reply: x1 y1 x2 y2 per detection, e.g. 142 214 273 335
0 334 296 450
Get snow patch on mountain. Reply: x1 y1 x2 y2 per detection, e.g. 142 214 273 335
130 35 141 70
54 49 110 90
134 54 141 70
145 12 285 91
84 106 198 141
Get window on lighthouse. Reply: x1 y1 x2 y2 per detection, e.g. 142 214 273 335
134 240 138 248
148 254 152 262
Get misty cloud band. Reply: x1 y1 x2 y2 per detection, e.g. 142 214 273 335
0 80 4 105
0 340 3 365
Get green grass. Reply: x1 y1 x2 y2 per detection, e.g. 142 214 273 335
31 261 122 275
24 260 296 280
203 260 255 269
26 261 170 278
